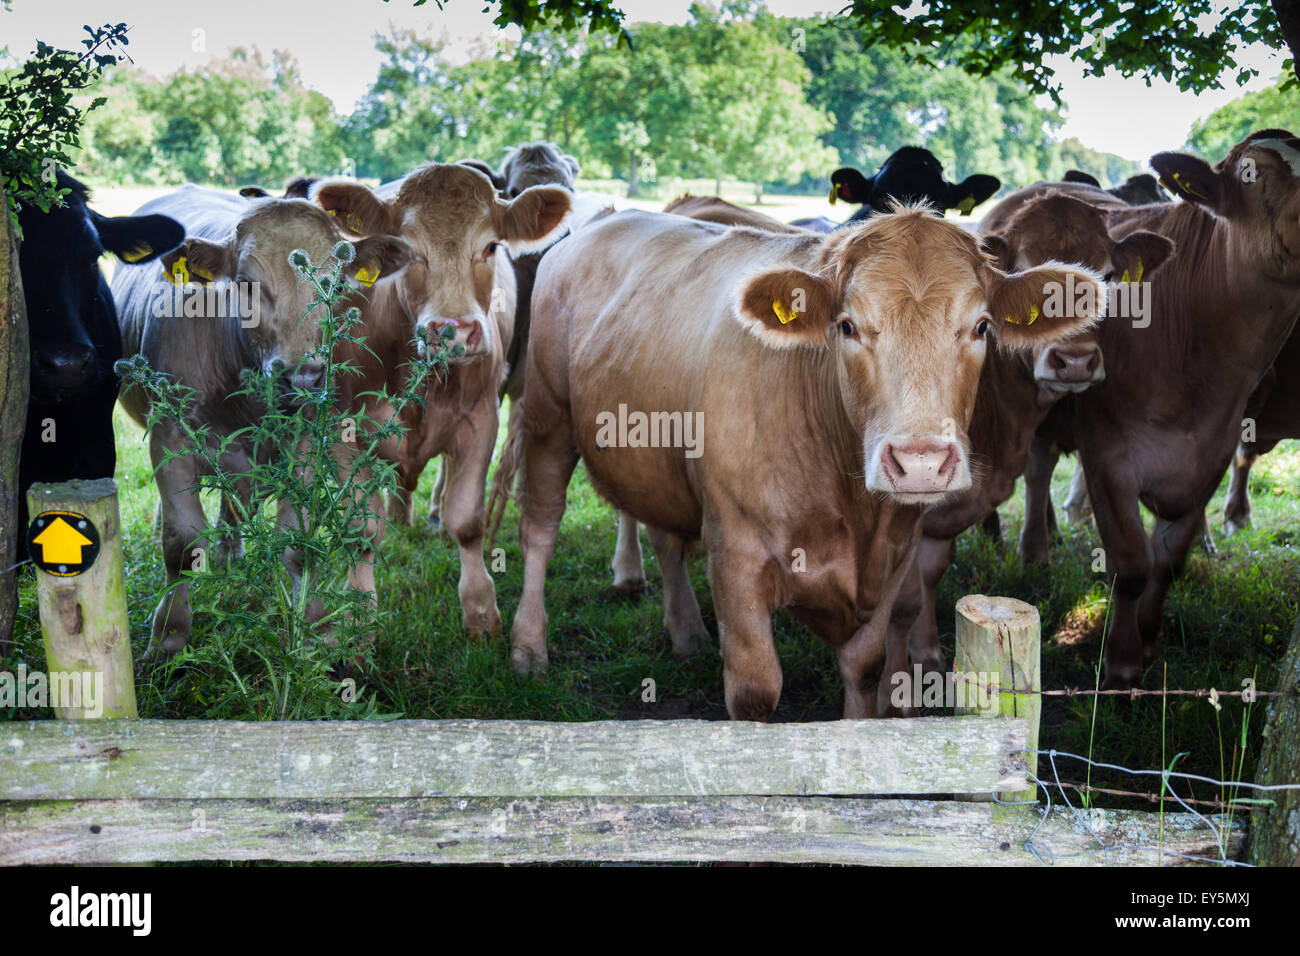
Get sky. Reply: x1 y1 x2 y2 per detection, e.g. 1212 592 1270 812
2 0 1289 165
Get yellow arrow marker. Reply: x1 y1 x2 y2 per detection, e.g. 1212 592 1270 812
32 516 93 566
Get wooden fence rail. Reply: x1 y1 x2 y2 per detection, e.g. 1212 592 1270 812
0 480 1247 866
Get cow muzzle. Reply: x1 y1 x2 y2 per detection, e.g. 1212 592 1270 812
1036 343 1105 392
31 345 96 395
419 315 489 362
866 435 970 501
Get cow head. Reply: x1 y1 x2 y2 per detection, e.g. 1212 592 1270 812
499 141 581 197
981 192 1173 393
312 163 570 361
735 208 1104 503
830 147 1001 219
159 199 410 391
17 171 184 403
1152 129 1300 280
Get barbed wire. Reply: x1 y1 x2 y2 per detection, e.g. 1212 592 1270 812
998 747 1300 866
965 679 1295 700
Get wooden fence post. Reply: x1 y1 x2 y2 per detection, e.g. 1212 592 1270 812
0 200 29 657
954 594 1040 803
1248 609 1300 866
24 478 136 719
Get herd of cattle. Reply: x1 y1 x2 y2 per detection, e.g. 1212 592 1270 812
11 129 1300 720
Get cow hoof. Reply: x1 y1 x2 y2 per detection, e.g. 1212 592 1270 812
463 605 502 640
1065 505 1092 527
425 513 442 530
510 644 548 677
612 574 647 595
1223 516 1251 536
669 628 712 659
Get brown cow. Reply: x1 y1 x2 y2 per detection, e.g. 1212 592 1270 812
1011 131 1300 687
510 206 1102 719
883 193 1173 705
1222 338 1300 532
311 163 570 637
662 195 810 233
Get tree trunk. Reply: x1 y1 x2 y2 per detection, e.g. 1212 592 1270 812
1248 609 1300 866
714 176 722 197
1272 0 1300 82
627 153 641 198
0 203 31 655
754 180 764 205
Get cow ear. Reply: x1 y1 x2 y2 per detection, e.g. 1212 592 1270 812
92 212 186 264
1150 151 1223 210
735 268 836 349
345 235 412 289
946 174 1001 215
1110 231 1174 284
496 185 571 253
458 160 506 192
986 262 1105 349
239 186 270 199
978 234 1014 271
1063 170 1101 188
160 237 234 285
313 180 393 236
563 154 581 182
831 168 873 205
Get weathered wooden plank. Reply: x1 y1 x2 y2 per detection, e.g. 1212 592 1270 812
0 797 1242 866
0 717 1027 799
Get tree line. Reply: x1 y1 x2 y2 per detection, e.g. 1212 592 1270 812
62 2 1220 199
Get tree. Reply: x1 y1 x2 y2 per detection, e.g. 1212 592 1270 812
1186 75 1300 157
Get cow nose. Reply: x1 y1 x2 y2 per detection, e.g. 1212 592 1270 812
1044 344 1103 384
291 360 326 391
31 345 95 391
871 436 969 497
431 317 486 359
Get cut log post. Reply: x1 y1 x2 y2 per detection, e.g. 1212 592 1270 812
954 594 1041 803
23 478 136 719
0 200 29 656
1248 610 1300 866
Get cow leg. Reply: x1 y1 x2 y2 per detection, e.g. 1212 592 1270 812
1081 449 1150 689
1018 434 1058 565
427 455 448 527
510 417 580 677
644 524 710 657
1223 444 1259 535
211 478 251 563
1138 509 1205 661
979 510 1002 543
872 550 925 718
146 433 207 658
386 468 417 526
611 511 647 593
908 534 953 678
1064 456 1093 526
708 539 782 721
442 402 502 639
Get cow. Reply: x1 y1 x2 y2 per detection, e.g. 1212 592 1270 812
1063 170 1171 206
790 147 1000 233
16 171 182 543
508 205 1102 720
498 142 581 198
884 192 1173 708
309 163 569 637
662 195 810 233
238 177 318 199
1005 131 1300 688
114 187 415 656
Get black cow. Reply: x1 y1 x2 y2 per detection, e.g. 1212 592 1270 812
15 171 183 544
791 146 1001 232
1063 169 1170 205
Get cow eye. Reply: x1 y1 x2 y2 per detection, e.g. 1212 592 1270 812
1102 271 1115 284
973 317 990 339
840 318 857 338
481 241 500 261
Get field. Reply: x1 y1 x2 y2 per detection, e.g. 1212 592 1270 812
6 386 1299 812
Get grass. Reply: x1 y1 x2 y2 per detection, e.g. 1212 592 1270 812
4 404 1297 814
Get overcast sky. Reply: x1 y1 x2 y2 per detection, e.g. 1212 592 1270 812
4 0 1288 165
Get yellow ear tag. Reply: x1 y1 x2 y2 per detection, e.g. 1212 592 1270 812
165 256 190 286
1172 172 1207 201
355 263 380 287
1132 258 1143 284
1003 314 1020 325
956 196 976 215
121 243 153 263
192 264 215 283
828 185 838 206
347 212 364 234
772 300 798 325
1027 304 1039 325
